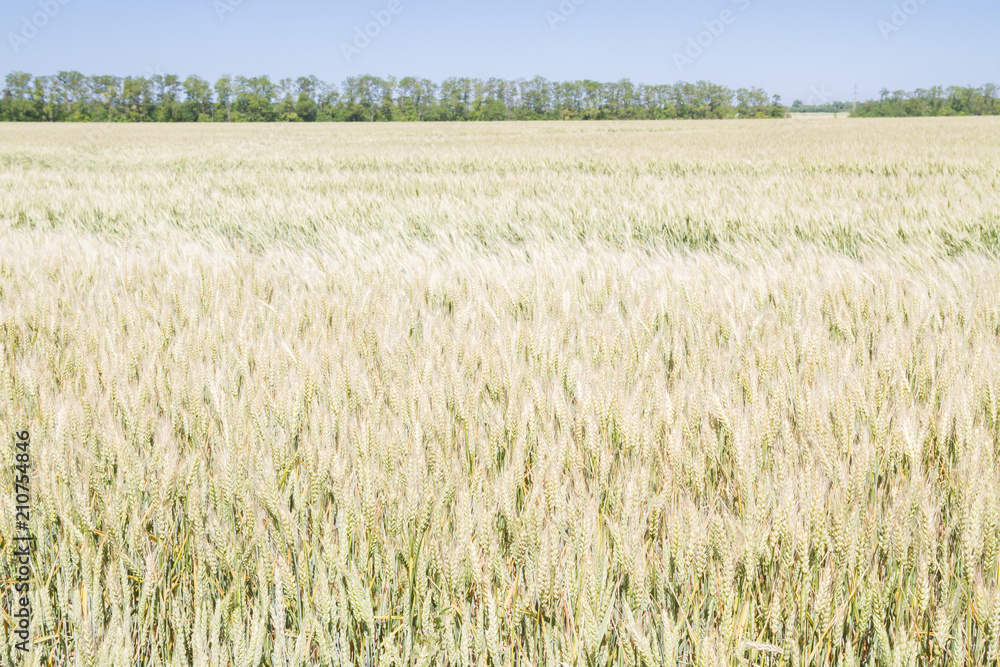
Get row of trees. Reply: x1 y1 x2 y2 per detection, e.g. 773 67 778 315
851 85 999 117
791 100 854 114
0 72 787 122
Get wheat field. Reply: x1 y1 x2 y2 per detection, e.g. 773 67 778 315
1 119 1000 666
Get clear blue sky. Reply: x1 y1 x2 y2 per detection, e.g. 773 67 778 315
2 0 998 102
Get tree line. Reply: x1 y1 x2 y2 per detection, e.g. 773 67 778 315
791 100 854 114
851 85 999 117
0 72 788 122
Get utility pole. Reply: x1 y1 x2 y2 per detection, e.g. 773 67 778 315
853 84 858 111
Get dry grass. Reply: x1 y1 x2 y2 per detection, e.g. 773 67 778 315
1 118 999 253
1 120 999 666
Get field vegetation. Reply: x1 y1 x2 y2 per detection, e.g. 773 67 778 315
1 73 785 122
1 119 1000 666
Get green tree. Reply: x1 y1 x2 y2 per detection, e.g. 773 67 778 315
182 76 213 121
294 76 321 121
232 75 276 121
214 76 234 121
341 75 384 122
2 72 39 121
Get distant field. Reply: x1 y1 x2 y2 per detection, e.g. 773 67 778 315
788 112 850 118
2 119 999 253
1 120 999 666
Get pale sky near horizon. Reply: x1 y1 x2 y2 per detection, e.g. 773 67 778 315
2 0 997 103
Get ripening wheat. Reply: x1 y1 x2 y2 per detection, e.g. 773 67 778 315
1 119 999 666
